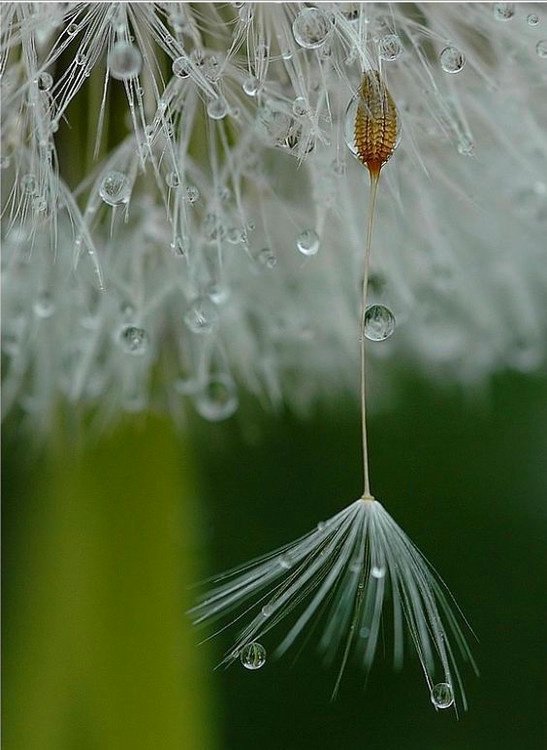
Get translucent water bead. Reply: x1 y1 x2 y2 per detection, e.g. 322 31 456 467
184 296 218 334
378 34 403 61
364 305 395 341
172 56 190 78
119 325 148 355
493 3 515 21
195 373 238 421
108 42 142 80
430 682 454 709
527 14 539 27
99 171 130 206
296 229 319 256
440 46 466 73
207 96 228 120
240 642 266 670
537 40 547 58
36 72 53 91
292 7 332 49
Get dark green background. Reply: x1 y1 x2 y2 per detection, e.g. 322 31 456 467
3 369 546 749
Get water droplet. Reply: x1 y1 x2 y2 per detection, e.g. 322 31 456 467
119 325 148 355
243 74 260 96
21 173 37 195
172 56 190 78
281 49 293 61
33 292 55 319
67 23 78 35
279 553 293 570
292 7 332 49
440 46 466 73
108 42 142 80
99 171 130 206
185 185 200 204
349 560 361 573
258 248 277 269
261 604 273 617
493 3 515 21
317 521 326 532
457 136 474 156
527 13 539 26
207 96 228 120
296 229 319 256
292 96 308 117
184 296 218 334
166 170 180 188
430 682 454 709
364 305 396 341
75 52 87 66
536 39 547 58
195 373 238 421
378 34 403 61
240 642 266 670
371 565 386 579
37 72 53 91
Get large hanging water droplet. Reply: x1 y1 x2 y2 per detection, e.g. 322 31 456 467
296 229 319 256
108 42 142 80
119 325 148 355
493 3 515 21
184 296 218 334
240 642 266 670
371 565 386 579
172 56 190 78
536 40 547 58
526 13 539 26
195 373 238 421
364 305 395 341
37 71 53 91
292 96 308 117
440 46 466 73
378 34 403 61
430 682 454 709
99 171 130 206
207 96 228 120
242 74 260 96
292 7 332 49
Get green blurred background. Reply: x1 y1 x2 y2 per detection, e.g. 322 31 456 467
3 368 546 749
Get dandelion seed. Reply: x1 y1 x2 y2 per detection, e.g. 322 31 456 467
190 70 477 709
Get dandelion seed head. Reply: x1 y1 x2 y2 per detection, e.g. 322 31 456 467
1 2 547 429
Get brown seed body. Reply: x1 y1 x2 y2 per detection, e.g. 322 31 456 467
354 71 398 176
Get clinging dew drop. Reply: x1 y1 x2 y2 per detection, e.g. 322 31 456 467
440 46 466 73
107 42 142 80
431 682 455 709
364 305 396 341
240 642 267 670
292 7 332 49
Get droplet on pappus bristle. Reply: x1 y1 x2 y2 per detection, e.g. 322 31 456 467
347 70 399 177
